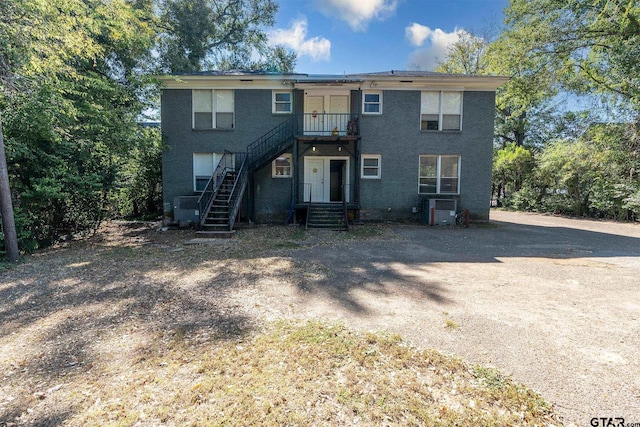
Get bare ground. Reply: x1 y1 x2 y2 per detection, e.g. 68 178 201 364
1 211 639 425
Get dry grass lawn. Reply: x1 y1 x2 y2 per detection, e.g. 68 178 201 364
0 222 562 426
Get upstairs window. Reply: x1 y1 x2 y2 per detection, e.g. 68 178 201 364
193 89 234 129
362 91 382 114
273 91 292 114
419 155 460 194
420 91 462 131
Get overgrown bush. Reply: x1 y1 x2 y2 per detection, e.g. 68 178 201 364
510 184 539 211
110 126 164 219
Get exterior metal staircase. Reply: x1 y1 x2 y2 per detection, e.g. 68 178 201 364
196 116 297 237
197 171 238 238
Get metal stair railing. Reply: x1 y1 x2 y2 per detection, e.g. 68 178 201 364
227 153 248 231
304 184 312 230
199 116 300 232
247 115 297 171
342 184 349 231
197 150 236 227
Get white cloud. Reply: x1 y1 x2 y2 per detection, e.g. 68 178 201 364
405 24 465 71
405 23 432 47
316 0 398 32
269 18 331 62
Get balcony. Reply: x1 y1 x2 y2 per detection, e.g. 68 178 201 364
299 113 359 141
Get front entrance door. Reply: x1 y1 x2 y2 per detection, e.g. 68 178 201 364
304 157 324 202
330 159 346 202
303 157 350 203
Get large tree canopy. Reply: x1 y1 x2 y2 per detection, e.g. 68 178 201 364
0 0 156 254
497 0 640 111
156 0 295 73
0 0 297 258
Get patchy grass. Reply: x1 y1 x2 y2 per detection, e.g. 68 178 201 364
67 320 558 426
444 318 460 330
0 221 562 426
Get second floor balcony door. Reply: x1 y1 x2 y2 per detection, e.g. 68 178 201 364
304 91 350 135
329 95 349 135
305 96 325 135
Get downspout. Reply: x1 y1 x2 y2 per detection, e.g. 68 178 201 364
292 134 299 208
355 89 362 222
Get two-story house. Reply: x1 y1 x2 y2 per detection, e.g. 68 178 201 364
160 70 508 233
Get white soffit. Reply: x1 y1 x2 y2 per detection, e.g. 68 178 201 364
160 74 509 91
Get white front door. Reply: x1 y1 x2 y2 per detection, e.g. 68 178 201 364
303 156 350 203
304 157 325 202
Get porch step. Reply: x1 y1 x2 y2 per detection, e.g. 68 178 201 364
201 223 230 231
307 204 348 230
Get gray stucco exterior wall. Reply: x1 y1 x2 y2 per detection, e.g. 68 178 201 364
161 88 294 217
358 90 496 220
161 86 497 223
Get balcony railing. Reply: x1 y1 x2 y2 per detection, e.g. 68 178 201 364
300 183 353 204
302 113 359 136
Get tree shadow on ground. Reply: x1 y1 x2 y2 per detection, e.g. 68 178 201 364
289 218 640 314
1 218 639 424
0 223 287 425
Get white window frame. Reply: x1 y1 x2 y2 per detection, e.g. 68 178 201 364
272 91 293 114
362 91 382 115
361 154 381 179
272 153 293 178
193 153 217 192
192 89 235 130
418 155 460 195
420 91 463 131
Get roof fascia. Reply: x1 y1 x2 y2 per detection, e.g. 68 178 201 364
159 74 510 92
360 75 510 91
160 74 296 90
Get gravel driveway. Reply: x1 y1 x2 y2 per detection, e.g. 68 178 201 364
2 211 639 426
254 211 640 426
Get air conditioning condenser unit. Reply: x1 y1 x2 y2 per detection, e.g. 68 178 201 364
427 199 457 225
173 196 200 224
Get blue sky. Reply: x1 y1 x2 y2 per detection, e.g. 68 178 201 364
268 0 510 74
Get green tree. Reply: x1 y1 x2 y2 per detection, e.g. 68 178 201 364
498 0 640 111
536 140 601 216
0 0 156 254
434 30 489 75
492 143 535 202
113 126 164 218
156 0 295 73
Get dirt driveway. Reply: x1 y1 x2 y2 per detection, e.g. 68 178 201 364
252 211 640 426
1 211 639 426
